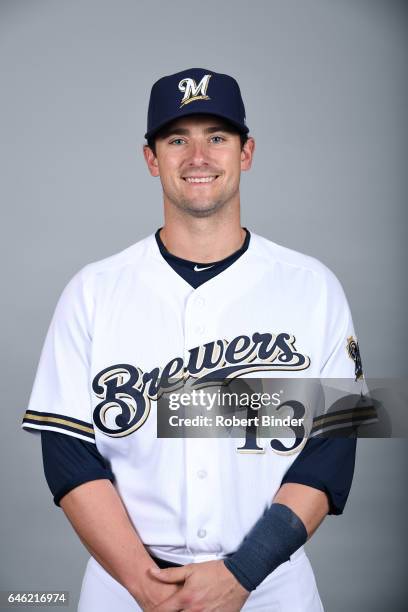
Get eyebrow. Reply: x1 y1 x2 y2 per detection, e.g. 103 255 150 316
158 125 236 138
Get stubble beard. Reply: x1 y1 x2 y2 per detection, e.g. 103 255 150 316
173 197 225 218
166 184 239 219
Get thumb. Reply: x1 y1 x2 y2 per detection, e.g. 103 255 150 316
149 565 189 583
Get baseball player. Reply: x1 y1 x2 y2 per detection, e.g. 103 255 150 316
22 68 368 611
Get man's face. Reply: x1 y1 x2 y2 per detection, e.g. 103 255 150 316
144 115 255 217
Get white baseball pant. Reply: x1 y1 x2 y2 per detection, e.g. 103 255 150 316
78 548 324 611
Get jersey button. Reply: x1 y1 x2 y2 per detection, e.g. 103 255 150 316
197 469 207 479
195 297 205 307
197 528 207 538
195 324 205 335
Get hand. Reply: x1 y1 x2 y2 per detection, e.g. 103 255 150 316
133 568 182 611
149 559 250 611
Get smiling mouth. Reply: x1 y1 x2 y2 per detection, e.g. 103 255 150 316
182 176 219 184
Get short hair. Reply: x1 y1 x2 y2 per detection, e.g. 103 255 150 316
146 120 249 156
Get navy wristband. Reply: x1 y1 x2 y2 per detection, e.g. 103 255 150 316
223 503 307 591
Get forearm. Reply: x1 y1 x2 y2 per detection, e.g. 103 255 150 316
223 482 330 592
59 479 156 601
273 482 329 537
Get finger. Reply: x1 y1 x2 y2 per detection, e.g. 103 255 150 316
149 565 188 583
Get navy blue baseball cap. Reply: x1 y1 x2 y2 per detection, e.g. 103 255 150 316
145 68 249 140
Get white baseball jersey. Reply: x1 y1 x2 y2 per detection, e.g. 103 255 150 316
22 231 371 612
22 231 364 562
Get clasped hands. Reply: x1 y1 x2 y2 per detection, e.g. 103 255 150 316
142 559 249 612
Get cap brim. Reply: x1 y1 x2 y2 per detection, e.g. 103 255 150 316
144 108 249 140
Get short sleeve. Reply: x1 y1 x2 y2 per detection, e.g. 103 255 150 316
281 437 356 515
314 268 377 435
21 267 96 443
41 431 114 506
319 268 363 380
280 268 373 513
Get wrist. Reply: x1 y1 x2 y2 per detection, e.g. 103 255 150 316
127 560 159 603
224 503 307 591
223 561 250 595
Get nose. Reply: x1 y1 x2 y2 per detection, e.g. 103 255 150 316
187 139 209 167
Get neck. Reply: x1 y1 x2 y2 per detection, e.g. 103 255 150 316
160 202 245 263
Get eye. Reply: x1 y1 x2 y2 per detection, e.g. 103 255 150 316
169 138 186 145
210 135 225 144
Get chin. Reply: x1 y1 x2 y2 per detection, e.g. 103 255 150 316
185 204 225 218
176 198 225 218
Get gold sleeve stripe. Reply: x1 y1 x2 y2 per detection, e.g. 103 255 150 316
22 410 95 441
22 411 94 435
312 407 377 428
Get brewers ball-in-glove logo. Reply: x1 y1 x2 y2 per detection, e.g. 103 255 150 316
346 336 363 381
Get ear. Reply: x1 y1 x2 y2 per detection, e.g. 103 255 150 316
143 144 160 177
240 137 255 172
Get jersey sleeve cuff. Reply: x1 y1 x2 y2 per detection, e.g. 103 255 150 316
53 470 115 506
22 410 95 443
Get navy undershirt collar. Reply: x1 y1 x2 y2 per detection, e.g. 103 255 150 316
155 228 251 289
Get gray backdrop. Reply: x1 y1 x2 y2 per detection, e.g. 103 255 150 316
1 0 407 610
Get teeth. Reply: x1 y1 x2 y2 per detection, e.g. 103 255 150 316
185 176 216 183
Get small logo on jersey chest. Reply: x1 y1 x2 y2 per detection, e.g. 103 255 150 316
194 264 214 272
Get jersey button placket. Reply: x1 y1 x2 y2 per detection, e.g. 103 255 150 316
195 324 205 336
183 291 216 553
195 296 206 308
